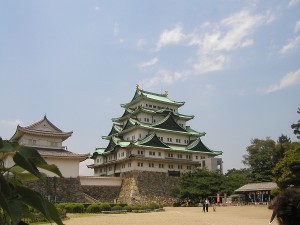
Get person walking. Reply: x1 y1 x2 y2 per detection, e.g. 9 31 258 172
205 198 210 212
202 198 206 212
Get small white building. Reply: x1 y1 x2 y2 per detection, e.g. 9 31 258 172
8 116 87 177
89 86 223 177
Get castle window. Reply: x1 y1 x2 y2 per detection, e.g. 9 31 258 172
139 134 142 139
149 163 154 167
186 155 191 159
158 152 161 156
96 159 100 163
160 137 163 141
153 105 156 108
168 153 173 158
196 156 198 159
178 165 183 169
138 162 143 167
149 104 152 108
176 139 181 143
168 164 174 169
159 164 164 168
128 162 131 167
177 154 182 158
167 138 172 142
138 150 144 155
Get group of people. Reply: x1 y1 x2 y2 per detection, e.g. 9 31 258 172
198 189 299 225
201 198 213 212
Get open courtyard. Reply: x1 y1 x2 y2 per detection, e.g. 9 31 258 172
41 205 273 225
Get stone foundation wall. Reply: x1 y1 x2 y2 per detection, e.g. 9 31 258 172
118 171 180 206
81 186 121 203
25 177 85 203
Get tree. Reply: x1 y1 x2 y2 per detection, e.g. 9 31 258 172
0 137 63 225
242 138 277 182
291 107 300 139
178 169 224 203
272 142 300 189
220 168 250 196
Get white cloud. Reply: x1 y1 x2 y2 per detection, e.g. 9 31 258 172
113 22 119 36
142 70 190 89
194 55 228 74
138 57 159 69
294 21 300 33
142 9 274 88
136 38 147 49
280 36 300 54
288 0 300 7
156 25 185 51
264 69 300 93
0 119 23 127
190 10 271 53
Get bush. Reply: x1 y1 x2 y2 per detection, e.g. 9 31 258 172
145 203 160 210
123 205 132 212
87 204 102 213
100 203 111 211
56 203 84 213
131 204 142 210
111 205 123 211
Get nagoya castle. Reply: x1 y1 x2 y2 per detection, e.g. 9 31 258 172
90 85 223 179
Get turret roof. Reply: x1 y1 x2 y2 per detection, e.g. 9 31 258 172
112 107 194 123
10 115 73 142
121 89 185 108
120 116 204 137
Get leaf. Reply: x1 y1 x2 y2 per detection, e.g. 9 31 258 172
0 174 12 196
0 191 24 225
38 164 62 177
17 147 62 177
13 152 42 179
16 185 63 225
0 140 19 153
18 146 47 165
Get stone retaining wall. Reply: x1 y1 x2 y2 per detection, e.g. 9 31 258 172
81 186 121 202
118 171 180 206
25 177 85 203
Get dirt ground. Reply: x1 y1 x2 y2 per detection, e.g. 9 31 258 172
42 205 275 225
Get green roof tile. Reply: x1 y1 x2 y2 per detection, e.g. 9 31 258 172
121 89 185 108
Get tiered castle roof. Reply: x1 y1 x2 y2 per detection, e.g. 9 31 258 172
92 87 222 159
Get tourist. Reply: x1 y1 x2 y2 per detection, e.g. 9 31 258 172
205 198 209 212
269 189 300 225
202 198 206 212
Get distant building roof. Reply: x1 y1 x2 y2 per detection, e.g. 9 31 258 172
10 115 72 142
235 182 278 193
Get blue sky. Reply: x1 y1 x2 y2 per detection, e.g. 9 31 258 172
1 1 299 175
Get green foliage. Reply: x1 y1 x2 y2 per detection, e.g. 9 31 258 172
111 205 123 211
86 204 102 213
220 168 250 196
123 205 132 212
56 203 85 213
291 107 300 139
178 169 223 202
0 138 63 225
243 138 278 182
272 142 300 189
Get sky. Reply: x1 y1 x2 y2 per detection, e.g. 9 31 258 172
0 0 300 176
